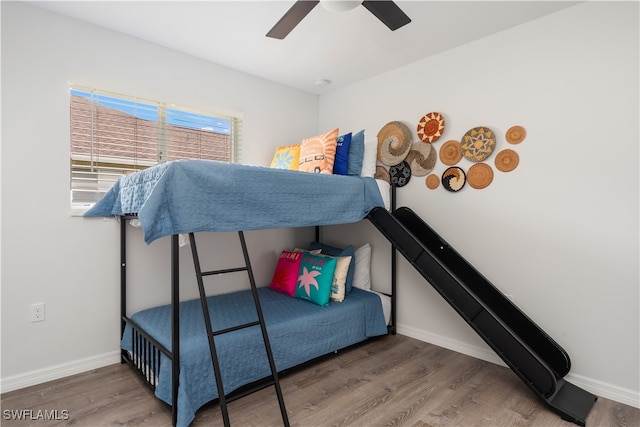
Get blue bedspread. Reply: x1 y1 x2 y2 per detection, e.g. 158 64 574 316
121 287 387 427
85 160 384 243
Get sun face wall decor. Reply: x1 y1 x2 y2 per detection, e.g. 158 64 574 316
417 112 445 143
375 115 526 193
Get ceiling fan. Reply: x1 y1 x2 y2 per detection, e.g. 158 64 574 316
266 1 411 39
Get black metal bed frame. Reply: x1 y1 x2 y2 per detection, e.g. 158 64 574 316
119 179 596 426
118 186 398 427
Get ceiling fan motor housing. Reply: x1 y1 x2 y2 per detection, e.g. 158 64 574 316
320 1 362 13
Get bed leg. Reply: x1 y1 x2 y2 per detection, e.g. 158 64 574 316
390 184 397 335
171 234 180 427
120 217 127 342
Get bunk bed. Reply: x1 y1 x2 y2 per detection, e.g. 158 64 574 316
85 159 396 427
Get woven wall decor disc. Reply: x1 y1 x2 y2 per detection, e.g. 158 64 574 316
374 165 390 183
467 163 494 189
405 142 436 177
506 125 526 144
495 149 520 172
377 121 412 166
460 126 496 162
426 174 440 190
439 140 463 166
417 112 445 143
442 167 466 192
389 161 412 187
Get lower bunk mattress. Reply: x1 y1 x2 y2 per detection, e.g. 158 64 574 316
121 286 389 427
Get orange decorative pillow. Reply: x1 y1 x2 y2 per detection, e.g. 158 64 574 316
298 128 339 174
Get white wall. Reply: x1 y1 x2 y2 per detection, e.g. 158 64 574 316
319 1 639 406
1 2 318 389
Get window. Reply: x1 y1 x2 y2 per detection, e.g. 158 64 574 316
70 85 242 215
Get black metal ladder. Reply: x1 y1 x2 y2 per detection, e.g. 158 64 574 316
188 231 289 427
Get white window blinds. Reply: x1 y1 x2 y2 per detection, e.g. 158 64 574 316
70 86 242 215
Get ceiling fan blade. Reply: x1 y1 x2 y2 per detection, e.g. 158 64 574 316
362 1 411 31
266 1 320 39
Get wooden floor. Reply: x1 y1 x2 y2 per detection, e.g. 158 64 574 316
2 334 638 426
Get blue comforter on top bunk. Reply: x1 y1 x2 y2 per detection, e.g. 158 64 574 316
121 286 388 427
85 160 385 243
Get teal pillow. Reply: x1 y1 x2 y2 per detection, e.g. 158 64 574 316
294 252 337 306
347 130 365 176
309 242 355 294
333 132 352 175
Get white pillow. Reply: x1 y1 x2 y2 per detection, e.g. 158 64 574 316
360 139 378 178
353 243 372 290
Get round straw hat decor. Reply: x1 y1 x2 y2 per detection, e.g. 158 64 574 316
377 121 413 166
425 174 440 190
374 165 390 183
506 125 526 144
389 161 412 187
405 142 437 177
495 149 520 172
467 163 494 189
460 126 496 162
439 139 463 166
417 112 445 143
442 167 466 192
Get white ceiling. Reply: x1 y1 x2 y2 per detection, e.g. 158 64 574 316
31 1 579 94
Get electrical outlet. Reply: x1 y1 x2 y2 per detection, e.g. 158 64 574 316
30 303 45 322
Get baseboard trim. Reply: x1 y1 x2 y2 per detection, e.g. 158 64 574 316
396 323 639 409
3 331 639 409
397 323 505 366
1 351 120 394
565 372 640 409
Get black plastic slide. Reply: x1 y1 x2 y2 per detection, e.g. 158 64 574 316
367 206 597 426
